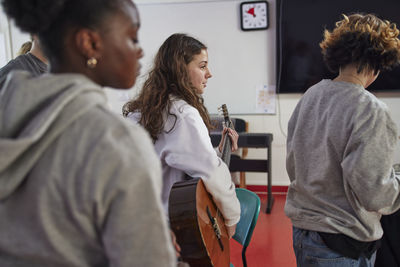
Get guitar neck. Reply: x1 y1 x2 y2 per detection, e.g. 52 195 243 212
221 135 231 167
221 119 233 167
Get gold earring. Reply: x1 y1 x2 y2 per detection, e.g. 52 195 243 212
87 57 97 68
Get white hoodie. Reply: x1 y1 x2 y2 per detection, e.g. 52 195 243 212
128 98 240 227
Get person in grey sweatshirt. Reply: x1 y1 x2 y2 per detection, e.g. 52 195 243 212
0 36 48 90
284 13 400 267
0 0 176 266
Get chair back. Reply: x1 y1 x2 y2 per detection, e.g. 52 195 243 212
233 188 261 247
210 117 247 133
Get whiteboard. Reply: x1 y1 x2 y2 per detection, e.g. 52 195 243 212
133 0 276 114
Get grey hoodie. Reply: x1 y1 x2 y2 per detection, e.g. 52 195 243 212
285 79 400 242
0 72 176 266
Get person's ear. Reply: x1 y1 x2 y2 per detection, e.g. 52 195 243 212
75 28 103 61
365 69 380 88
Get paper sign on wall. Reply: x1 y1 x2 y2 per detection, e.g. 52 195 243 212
256 84 276 114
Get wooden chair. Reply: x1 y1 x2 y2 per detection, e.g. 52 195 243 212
210 132 274 213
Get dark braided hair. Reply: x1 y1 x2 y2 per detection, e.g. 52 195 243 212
1 0 128 64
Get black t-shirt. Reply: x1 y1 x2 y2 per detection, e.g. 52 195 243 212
375 209 400 267
0 53 47 90
318 231 380 260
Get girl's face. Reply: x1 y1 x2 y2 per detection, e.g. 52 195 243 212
186 49 212 94
95 4 143 89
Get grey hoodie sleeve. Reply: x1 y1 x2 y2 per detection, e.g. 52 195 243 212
342 104 400 214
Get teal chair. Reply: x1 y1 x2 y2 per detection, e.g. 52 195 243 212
230 188 261 267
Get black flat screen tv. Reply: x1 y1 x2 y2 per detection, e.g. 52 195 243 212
276 0 400 93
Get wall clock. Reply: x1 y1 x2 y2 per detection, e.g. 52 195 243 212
240 1 269 31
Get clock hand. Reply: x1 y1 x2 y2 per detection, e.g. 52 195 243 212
246 7 256 17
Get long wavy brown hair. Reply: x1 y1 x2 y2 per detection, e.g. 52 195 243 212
123 33 213 141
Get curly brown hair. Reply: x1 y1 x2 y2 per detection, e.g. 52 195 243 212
122 33 213 142
320 13 400 74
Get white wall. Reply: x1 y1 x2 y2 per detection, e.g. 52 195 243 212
120 0 400 185
0 6 32 63
114 0 400 186
1 0 399 186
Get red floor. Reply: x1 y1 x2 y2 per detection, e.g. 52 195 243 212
230 193 296 267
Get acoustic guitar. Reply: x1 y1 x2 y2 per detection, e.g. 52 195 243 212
168 104 234 267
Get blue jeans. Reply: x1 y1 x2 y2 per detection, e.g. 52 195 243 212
292 227 376 267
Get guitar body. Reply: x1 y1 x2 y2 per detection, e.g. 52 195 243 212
169 178 230 267
169 104 233 267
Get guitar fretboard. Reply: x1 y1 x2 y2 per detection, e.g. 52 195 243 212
220 104 234 167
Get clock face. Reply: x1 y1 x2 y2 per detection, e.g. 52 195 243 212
240 1 269 31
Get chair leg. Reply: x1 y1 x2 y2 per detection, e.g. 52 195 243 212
239 172 246 188
242 246 248 267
